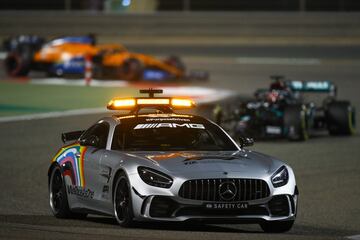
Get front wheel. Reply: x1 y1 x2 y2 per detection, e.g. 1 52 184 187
49 165 87 219
260 220 294 233
284 105 309 141
113 172 135 227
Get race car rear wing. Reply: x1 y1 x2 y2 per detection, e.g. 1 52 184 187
286 80 337 96
61 130 84 143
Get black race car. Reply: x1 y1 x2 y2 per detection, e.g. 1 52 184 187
215 76 356 141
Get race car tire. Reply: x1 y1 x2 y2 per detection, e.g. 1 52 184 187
326 101 356 135
49 165 87 219
4 52 31 77
260 220 294 233
5 43 35 77
91 53 105 78
113 172 135 227
165 55 186 72
122 58 143 81
284 104 309 141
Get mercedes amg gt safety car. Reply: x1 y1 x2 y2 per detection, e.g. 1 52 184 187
3 35 208 81
48 89 298 233
215 76 356 141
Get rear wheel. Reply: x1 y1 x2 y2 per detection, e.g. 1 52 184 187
284 105 309 141
4 44 34 77
260 220 294 233
113 172 134 227
165 55 186 72
122 58 143 81
326 101 356 135
4 52 31 77
49 165 87 219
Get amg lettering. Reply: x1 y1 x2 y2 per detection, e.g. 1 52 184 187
156 123 173 128
172 123 190 128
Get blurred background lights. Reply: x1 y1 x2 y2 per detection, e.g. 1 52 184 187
122 0 131 7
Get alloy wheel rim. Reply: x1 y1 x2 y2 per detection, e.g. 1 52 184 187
114 178 129 222
49 169 63 213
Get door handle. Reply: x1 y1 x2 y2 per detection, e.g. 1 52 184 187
75 152 81 158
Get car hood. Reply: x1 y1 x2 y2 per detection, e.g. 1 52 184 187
126 150 283 176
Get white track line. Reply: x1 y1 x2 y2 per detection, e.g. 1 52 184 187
347 235 360 240
0 87 234 123
1 78 235 123
236 57 321 65
0 87 233 123
0 108 106 123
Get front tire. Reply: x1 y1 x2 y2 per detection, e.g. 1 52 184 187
284 104 309 141
49 165 87 219
113 172 135 227
260 220 294 233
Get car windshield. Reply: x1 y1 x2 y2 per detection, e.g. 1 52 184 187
112 118 238 151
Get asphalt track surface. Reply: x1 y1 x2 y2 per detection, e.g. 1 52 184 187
0 45 360 240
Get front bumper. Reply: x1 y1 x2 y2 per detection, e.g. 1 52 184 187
134 190 298 223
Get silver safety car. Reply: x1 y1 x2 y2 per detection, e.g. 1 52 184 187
48 89 298 232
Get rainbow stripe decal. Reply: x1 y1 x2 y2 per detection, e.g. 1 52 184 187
52 143 87 187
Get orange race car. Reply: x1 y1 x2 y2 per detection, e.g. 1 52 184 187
3 35 208 81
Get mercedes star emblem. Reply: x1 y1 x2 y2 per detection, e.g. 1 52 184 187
218 181 237 201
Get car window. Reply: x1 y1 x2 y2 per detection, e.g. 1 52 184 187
80 122 110 149
112 119 238 151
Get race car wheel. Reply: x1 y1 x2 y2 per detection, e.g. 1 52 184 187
326 101 356 135
284 105 309 141
4 52 31 77
113 172 134 227
4 43 34 77
165 55 186 72
260 220 294 233
122 58 143 81
49 165 87 219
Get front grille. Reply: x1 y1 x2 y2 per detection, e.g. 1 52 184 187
179 178 270 202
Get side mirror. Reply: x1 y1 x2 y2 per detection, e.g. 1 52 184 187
61 130 84 143
80 135 100 148
238 137 254 148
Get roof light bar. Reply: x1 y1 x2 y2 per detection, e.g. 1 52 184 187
137 98 170 105
107 98 136 109
107 88 195 111
171 98 195 107
107 97 195 110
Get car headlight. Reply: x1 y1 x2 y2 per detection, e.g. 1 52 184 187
271 166 289 188
138 167 173 188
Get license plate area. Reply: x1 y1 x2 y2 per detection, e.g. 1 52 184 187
204 202 249 209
